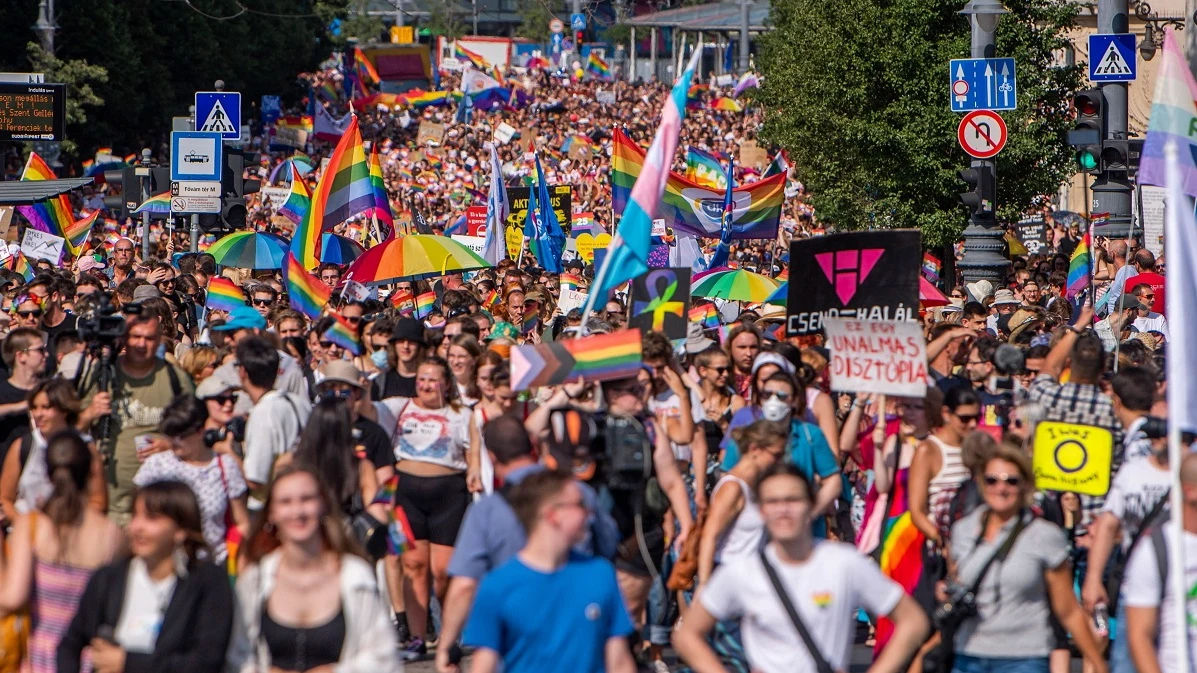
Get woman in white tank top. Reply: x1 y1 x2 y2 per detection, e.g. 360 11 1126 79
908 386 979 546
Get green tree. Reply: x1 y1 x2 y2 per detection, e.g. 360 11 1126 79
25 42 107 156
514 0 562 43
425 3 465 42
336 0 386 43
756 0 1082 248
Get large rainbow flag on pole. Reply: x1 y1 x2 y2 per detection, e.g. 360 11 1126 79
454 43 489 70
367 144 394 230
291 114 373 269
581 44 703 323
278 164 311 225
1139 28 1197 195
16 153 73 238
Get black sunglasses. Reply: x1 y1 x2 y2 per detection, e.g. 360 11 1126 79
16 309 43 318
983 474 1022 487
209 394 237 406
252 298 273 306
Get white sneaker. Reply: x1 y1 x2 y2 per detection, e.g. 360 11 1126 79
650 659 670 673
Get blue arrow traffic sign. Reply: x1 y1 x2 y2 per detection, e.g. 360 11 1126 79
195 91 241 139
949 58 1017 112
1088 34 1137 82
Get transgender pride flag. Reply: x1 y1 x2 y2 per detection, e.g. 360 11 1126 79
1138 28 1197 195
583 46 704 320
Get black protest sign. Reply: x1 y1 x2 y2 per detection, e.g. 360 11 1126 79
628 267 691 341
1015 217 1049 255
786 230 921 336
504 185 573 236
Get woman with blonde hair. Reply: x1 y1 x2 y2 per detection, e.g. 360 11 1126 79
227 466 399 673
179 346 222 384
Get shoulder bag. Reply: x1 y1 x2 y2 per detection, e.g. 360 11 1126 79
758 548 836 673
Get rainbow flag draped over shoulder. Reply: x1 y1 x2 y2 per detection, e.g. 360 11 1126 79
278 164 311 225
367 144 394 229
283 251 333 319
454 43 489 70
16 152 73 237
612 129 784 240
585 52 612 81
293 114 373 269
323 313 363 355
1066 217 1095 299
1139 29 1197 194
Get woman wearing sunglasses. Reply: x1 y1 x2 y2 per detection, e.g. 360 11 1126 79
947 442 1106 673
909 386 978 549
471 351 535 496
695 347 746 470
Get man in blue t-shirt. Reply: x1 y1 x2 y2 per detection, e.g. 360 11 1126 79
462 470 637 673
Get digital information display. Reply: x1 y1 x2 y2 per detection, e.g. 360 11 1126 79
0 83 66 141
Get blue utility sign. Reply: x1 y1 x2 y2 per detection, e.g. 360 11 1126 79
195 91 241 139
1088 34 1137 82
170 131 223 182
949 58 1016 112
571 13 587 31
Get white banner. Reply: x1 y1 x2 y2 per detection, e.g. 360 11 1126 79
451 234 486 256
825 318 928 397
20 228 65 264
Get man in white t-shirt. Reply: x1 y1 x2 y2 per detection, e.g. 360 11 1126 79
673 464 928 673
236 335 311 511
1124 452 1197 673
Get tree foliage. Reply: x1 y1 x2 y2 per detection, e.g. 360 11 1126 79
26 42 107 155
515 0 563 43
424 3 466 42
756 0 1082 248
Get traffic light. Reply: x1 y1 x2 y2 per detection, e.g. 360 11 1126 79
575 30 583 47
214 149 262 230
958 166 995 221
102 167 139 219
1102 138 1129 173
1068 89 1105 174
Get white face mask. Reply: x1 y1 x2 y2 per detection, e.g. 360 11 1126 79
761 396 790 422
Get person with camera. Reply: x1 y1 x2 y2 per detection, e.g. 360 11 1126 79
132 393 249 566
674 463 930 673
78 312 194 526
1081 366 1171 673
195 373 244 469
944 442 1106 673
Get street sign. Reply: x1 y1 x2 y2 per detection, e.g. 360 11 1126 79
170 181 221 197
0 73 44 83
1089 34 1137 82
571 13 587 31
549 18 564 33
949 58 1016 112
170 131 223 182
195 91 241 139
958 110 1007 159
170 196 221 214
0 83 65 141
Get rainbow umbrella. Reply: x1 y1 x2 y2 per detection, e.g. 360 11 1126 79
268 155 314 184
765 282 788 306
206 231 290 269
320 232 366 265
345 234 491 284
692 268 780 303
710 97 743 112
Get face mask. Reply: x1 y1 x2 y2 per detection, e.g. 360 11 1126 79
370 349 389 369
761 397 790 422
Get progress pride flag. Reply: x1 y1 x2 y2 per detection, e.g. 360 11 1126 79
825 318 928 397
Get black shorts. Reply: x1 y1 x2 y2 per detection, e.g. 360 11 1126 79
394 472 470 547
614 526 666 578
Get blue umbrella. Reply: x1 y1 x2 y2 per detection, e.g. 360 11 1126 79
320 233 366 264
207 231 290 269
765 281 788 306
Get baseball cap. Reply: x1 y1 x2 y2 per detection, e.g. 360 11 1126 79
751 351 796 376
131 285 162 302
195 374 240 400
211 305 267 331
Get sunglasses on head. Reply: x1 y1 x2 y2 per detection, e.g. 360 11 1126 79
983 473 1022 487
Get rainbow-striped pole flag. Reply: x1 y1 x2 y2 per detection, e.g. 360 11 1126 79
283 251 333 320
323 312 363 355
278 164 311 225
585 52 612 81
16 153 74 239
454 43 489 70
291 114 373 270
1066 215 1098 300
367 143 394 230
1139 28 1197 195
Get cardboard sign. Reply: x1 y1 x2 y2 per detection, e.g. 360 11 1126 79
20 228 65 264
1015 217 1049 256
0 207 12 241
824 318 928 397
260 186 290 206
651 218 667 237
1032 421 1113 496
450 234 486 256
511 328 642 391
786 230 921 336
628 268 691 341
466 205 489 236
417 121 445 146
558 288 588 313
739 140 769 170
504 185 573 257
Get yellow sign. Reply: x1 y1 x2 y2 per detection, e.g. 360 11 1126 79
390 26 414 44
573 232 611 263
1032 421 1113 496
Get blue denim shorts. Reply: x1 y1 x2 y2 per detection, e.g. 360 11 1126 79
952 654 1050 673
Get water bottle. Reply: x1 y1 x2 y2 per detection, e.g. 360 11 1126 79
1094 602 1110 637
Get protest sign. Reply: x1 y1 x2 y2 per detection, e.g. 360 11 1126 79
786 230 921 336
495 122 518 144
272 124 308 150
1032 422 1113 496
651 218 667 237
574 232 611 263
511 328 642 391
466 206 489 236
20 228 65 264
824 318 928 397
739 140 769 170
417 121 445 146
504 185 573 257
1138 185 1165 257
558 288 588 313
1014 217 1049 255
0 207 12 240
628 268 691 341
450 234 486 256
596 90 617 105
260 186 290 208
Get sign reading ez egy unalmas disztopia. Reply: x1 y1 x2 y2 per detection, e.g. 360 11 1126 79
824 318 928 397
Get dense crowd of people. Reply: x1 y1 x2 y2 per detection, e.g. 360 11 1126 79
0 53 1185 673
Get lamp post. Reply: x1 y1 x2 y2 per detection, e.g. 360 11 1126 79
956 0 1011 284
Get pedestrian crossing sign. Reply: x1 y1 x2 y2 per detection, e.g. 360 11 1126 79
1088 34 1137 83
194 91 242 139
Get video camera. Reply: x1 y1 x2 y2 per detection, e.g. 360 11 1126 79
77 295 135 347
203 417 247 449
544 407 653 490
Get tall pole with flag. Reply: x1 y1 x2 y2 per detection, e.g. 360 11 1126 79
483 142 509 265
706 156 735 271
523 154 565 273
581 42 704 328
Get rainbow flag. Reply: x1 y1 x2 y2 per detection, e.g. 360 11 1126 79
133 192 172 215
283 251 332 320
585 52 612 81
294 115 373 269
405 91 451 108
454 43 489 70
278 164 311 225
1139 29 1197 194
414 291 436 319
922 252 941 285
685 147 727 190
709 97 742 112
559 273 582 291
511 328 644 391
354 47 380 84
391 290 415 314
64 211 99 258
611 129 783 240
323 313 363 355
81 159 94 172
367 144 394 228
12 254 34 282
372 476 416 555
1066 218 1094 300
688 304 719 329
206 277 246 313
522 314 540 336
482 289 499 307
16 152 73 238
525 55 551 69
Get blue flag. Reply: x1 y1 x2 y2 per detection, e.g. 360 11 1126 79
523 154 565 273
706 157 735 270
